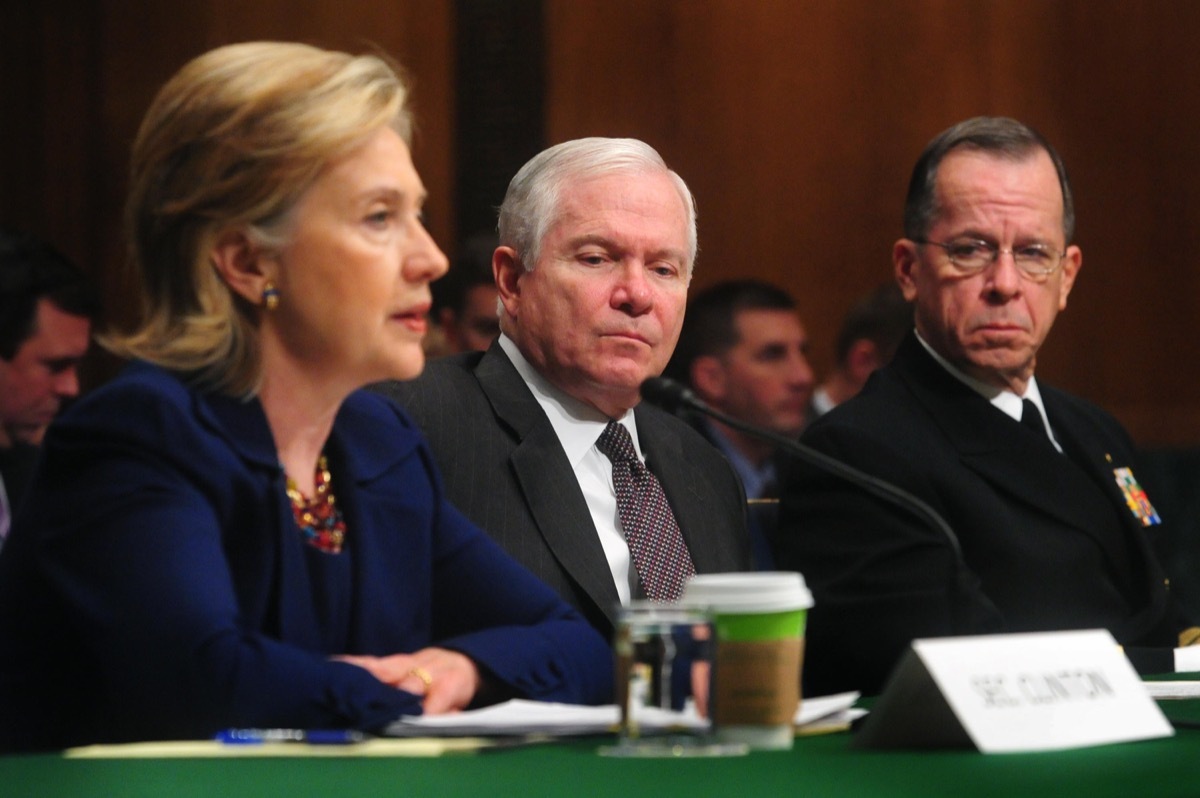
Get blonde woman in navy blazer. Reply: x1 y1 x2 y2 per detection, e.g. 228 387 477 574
0 42 610 752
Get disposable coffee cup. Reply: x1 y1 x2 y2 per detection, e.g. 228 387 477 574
682 572 813 750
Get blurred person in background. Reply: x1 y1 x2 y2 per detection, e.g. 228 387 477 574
429 232 501 356
664 279 813 569
807 281 911 423
0 229 96 547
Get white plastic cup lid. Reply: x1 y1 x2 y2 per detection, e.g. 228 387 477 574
681 571 813 613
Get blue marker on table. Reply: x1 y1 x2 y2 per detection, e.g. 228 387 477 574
215 728 366 745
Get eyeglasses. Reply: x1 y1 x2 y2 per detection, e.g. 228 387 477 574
914 238 1065 280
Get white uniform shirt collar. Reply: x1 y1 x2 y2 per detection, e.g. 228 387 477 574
914 330 1061 451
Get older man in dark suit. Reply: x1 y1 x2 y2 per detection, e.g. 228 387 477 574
774 117 1190 697
377 138 749 636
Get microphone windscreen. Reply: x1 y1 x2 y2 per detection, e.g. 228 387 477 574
640 376 690 412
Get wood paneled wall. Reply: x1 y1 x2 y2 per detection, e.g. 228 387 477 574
544 0 1200 445
4 1 1199 444
1 0 454 371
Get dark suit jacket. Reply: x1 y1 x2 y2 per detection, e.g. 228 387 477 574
774 334 1178 696
0 362 612 752
0 442 37 521
377 341 751 636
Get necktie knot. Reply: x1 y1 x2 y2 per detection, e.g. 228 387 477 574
597 421 638 464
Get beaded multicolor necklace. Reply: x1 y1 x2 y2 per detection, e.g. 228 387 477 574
285 455 346 554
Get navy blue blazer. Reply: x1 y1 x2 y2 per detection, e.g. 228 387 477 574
0 363 611 752
775 334 1179 696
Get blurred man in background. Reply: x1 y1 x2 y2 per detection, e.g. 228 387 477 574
429 233 501 356
807 282 911 423
0 229 96 543
665 279 813 568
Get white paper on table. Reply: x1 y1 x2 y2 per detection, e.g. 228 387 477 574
796 691 867 731
384 692 864 738
796 691 860 724
1144 680 1200 700
384 700 619 737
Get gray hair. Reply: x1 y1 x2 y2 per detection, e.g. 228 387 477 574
903 116 1075 243
497 137 697 275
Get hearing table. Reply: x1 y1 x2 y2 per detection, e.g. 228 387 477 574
5 692 1200 798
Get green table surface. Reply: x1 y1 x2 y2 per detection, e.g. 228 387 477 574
5 696 1200 798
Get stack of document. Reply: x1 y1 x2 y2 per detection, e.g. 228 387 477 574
1143 681 1200 700
384 691 863 737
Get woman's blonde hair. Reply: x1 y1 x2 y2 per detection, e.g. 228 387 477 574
104 41 411 396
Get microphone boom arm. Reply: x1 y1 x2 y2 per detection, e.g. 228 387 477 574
640 376 964 560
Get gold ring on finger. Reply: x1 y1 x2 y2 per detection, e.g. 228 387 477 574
408 666 433 691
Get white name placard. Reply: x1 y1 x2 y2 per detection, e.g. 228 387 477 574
853 629 1173 753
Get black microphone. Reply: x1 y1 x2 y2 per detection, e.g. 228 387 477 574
639 375 707 416
639 375 966 561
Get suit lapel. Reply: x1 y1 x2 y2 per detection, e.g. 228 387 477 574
896 339 1134 572
475 347 622 624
